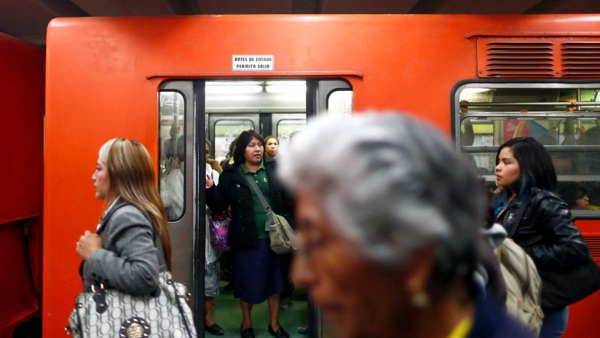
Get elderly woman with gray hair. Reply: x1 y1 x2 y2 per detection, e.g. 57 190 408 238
277 113 533 338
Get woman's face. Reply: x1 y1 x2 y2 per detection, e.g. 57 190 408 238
292 188 408 338
92 159 110 201
244 137 264 166
495 147 521 189
575 195 590 210
265 138 279 158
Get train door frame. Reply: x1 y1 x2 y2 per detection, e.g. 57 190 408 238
158 80 207 335
159 78 352 337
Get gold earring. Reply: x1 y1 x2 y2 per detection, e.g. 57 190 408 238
408 279 429 308
411 290 429 308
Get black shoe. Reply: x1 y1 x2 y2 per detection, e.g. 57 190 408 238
268 324 290 338
205 323 224 336
240 327 255 338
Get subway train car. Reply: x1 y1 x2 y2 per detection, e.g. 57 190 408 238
0 33 44 335
43 15 600 337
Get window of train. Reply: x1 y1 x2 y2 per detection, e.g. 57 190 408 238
213 119 255 161
276 119 305 156
159 91 186 221
456 85 600 216
328 90 353 117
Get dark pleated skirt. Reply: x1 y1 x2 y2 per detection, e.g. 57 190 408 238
233 238 291 304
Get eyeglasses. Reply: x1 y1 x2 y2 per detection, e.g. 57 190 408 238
293 231 336 261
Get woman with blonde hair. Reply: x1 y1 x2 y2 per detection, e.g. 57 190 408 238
76 138 172 296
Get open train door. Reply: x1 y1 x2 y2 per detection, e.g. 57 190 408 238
158 79 352 337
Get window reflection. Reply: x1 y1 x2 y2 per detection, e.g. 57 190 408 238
458 86 600 213
159 91 185 221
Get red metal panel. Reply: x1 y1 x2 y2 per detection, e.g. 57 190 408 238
197 0 292 14
0 32 44 336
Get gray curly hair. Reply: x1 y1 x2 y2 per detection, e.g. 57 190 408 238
278 113 485 294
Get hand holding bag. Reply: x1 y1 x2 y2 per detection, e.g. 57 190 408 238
67 271 197 338
246 173 296 254
66 202 197 337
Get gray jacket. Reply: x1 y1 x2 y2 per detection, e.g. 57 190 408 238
82 204 167 296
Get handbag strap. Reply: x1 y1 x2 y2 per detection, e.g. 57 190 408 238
169 277 194 338
246 173 273 231
75 303 85 338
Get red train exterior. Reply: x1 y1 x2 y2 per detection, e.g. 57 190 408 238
0 32 44 335
42 15 600 337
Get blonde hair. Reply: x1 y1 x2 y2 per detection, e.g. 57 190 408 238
99 138 172 271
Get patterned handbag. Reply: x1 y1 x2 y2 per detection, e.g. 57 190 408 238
66 271 197 338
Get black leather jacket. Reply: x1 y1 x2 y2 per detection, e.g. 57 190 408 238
206 160 294 251
497 188 589 272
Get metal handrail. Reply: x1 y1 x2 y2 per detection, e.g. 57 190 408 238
460 102 600 108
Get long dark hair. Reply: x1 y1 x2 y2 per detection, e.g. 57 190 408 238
101 138 172 272
493 137 557 208
233 130 264 164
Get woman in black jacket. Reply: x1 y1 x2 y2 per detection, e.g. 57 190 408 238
206 130 293 338
493 137 590 338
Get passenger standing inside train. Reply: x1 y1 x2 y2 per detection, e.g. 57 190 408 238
278 113 534 338
206 130 293 338
77 138 172 298
263 134 294 309
264 135 279 160
220 137 239 171
493 137 590 337
204 140 224 336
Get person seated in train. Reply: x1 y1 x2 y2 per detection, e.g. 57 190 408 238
277 113 535 338
205 130 294 338
558 182 591 210
264 135 279 161
204 140 225 336
575 126 600 207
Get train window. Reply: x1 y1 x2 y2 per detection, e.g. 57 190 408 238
456 84 600 216
213 119 255 161
276 119 306 155
159 91 186 221
327 90 353 117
